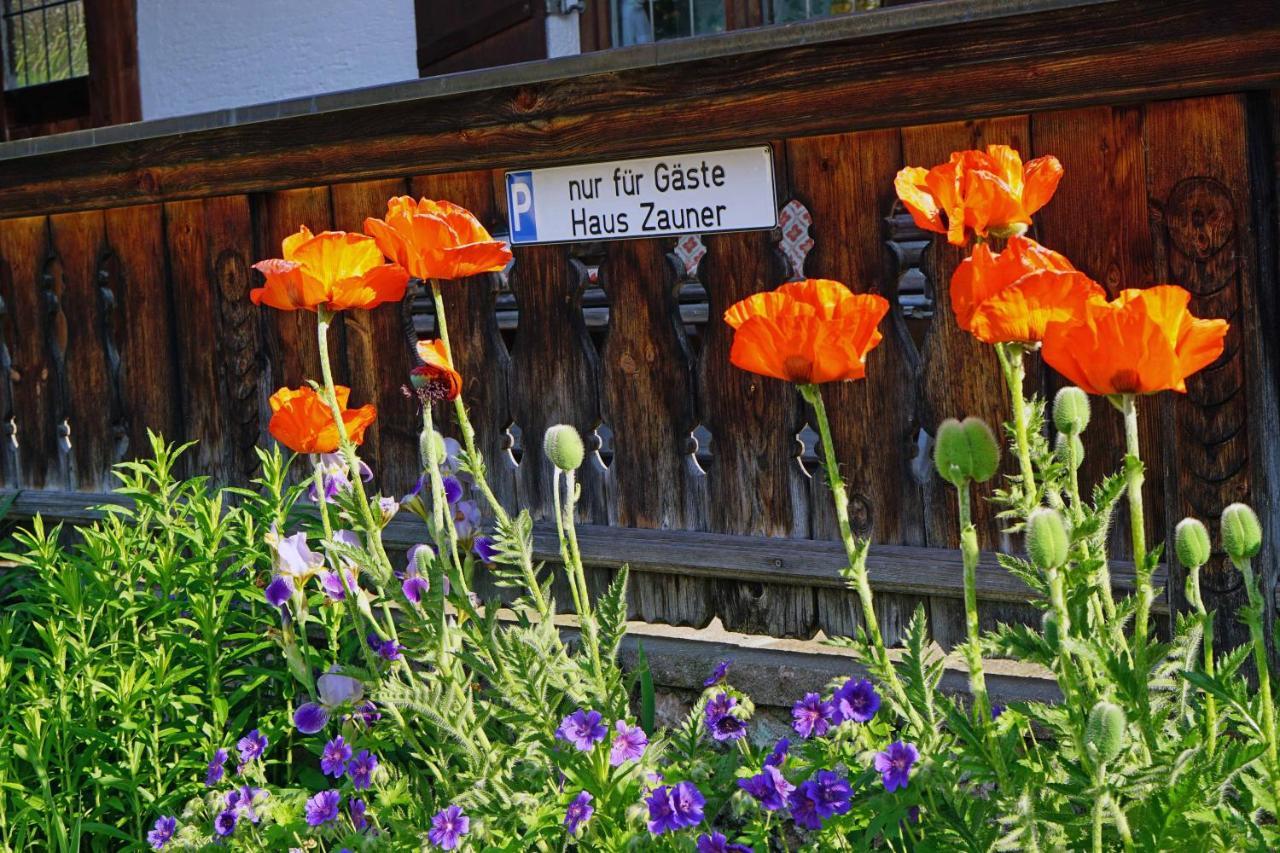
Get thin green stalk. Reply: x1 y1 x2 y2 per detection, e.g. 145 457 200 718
1092 762 1106 853
428 279 549 618
1066 428 1117 626
996 343 1037 509
1117 394 1157 757
315 309 396 582
957 488 992 725
1187 566 1218 756
1236 556 1280 805
801 384 917 729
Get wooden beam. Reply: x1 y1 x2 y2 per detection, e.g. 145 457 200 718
0 488 1166 611
0 0 1277 217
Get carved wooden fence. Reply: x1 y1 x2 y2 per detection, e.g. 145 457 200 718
0 0 1277 652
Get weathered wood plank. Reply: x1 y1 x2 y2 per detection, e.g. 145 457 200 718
47 211 112 490
1145 95 1257 652
0 217 53 488
5 1 1280 217
2 488 1164 610
165 196 265 484
103 204 181 459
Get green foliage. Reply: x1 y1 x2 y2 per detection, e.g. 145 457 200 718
0 435 286 851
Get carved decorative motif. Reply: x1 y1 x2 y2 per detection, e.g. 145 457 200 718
777 199 813 280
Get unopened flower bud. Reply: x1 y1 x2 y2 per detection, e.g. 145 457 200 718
1027 508 1069 570
1220 503 1262 562
420 429 447 469
1086 701 1127 763
1041 610 1060 650
1052 386 1091 435
1174 518 1212 569
1055 433 1084 470
544 424 585 472
934 417 1000 487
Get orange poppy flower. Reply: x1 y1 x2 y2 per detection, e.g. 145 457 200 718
1041 286 1228 396
364 197 513 281
411 339 463 402
251 226 410 312
268 385 377 454
895 145 1063 246
725 278 889 384
952 235 1104 344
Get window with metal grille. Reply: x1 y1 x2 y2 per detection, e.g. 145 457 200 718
2 0 87 90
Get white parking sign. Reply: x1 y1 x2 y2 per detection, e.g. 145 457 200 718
505 146 777 246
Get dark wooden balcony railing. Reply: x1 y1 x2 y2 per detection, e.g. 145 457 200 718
0 0 1277 652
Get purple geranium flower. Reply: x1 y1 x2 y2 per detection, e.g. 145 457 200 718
556 709 607 751
704 692 747 741
378 496 400 522
737 764 794 811
346 700 381 729
874 740 919 792
236 729 267 771
696 831 753 853
646 781 705 834
792 693 836 739
405 543 434 577
609 720 648 766
367 633 403 661
225 785 266 824
991 703 1005 720
350 797 369 832
788 781 824 830
294 672 365 734
703 659 732 687
832 678 880 725
764 737 790 767
403 575 430 606
347 749 379 790
564 790 594 834
146 816 176 850
305 789 342 827
473 536 499 563
205 747 228 786
320 736 352 777
428 804 470 850
811 770 852 818
213 809 238 836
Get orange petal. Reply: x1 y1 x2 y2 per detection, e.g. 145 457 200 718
251 258 327 311
281 225 315 260
326 264 411 311
968 270 1104 344
985 145 1025 199
1022 155 1064 216
290 230 386 287
443 241 513 279
894 167 946 235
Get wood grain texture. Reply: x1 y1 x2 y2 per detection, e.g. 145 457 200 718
5 1 1280 217
0 217 53 487
103 205 180 458
1145 95 1256 652
47 211 111 490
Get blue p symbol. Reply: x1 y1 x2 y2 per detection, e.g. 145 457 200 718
507 172 537 244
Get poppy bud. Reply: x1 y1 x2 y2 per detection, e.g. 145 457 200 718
420 430 447 469
1174 518 1212 570
544 424 585 472
1026 508 1069 570
934 417 1000 487
1220 503 1262 562
1052 386 1091 435
1055 433 1084 471
1041 610 1060 651
1085 701 1126 763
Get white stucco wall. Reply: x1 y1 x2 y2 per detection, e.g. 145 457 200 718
546 10 582 58
136 0 420 121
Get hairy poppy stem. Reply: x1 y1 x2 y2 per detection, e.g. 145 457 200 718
801 384 918 729
995 343 1037 510
1185 566 1218 756
956 488 992 726
1233 554 1280 803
